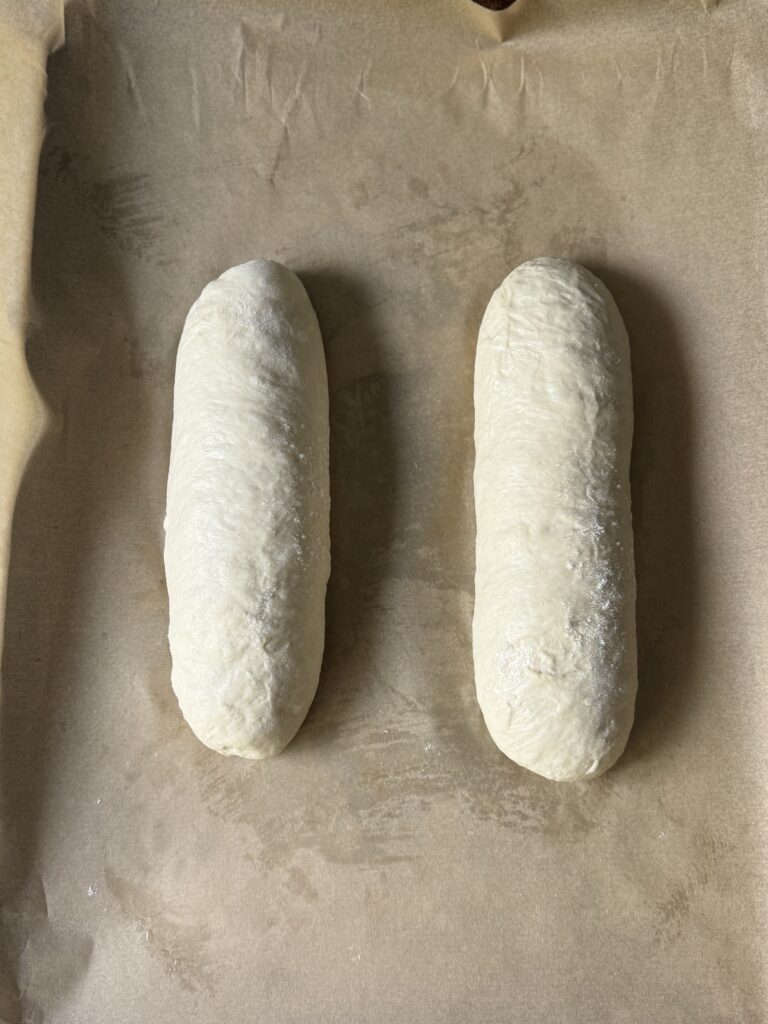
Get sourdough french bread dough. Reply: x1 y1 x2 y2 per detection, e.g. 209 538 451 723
164 260 330 758
473 258 637 781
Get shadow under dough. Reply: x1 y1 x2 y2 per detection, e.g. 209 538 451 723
290 270 402 751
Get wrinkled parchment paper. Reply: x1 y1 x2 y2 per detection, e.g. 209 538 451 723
1 1 766 1021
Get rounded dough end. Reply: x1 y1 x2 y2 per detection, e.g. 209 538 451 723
181 698 302 761
484 714 633 782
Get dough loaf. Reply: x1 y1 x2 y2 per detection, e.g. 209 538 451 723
473 258 637 781
165 260 330 758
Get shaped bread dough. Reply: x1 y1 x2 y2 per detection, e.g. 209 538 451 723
164 260 329 758
473 258 637 781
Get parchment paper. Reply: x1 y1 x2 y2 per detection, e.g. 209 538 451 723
1 1 766 1021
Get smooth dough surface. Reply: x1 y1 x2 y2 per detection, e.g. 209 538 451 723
164 260 329 758
473 258 637 781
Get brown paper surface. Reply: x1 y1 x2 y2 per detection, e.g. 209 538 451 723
1 1 766 1021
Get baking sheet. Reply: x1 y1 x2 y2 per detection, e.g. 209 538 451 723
1 0 766 1021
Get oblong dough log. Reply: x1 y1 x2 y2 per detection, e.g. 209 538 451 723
165 260 330 758
473 258 637 781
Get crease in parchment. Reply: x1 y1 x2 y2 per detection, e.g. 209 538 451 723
117 42 146 119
